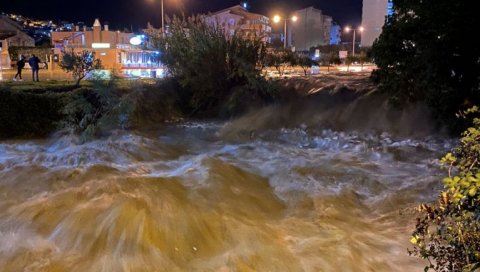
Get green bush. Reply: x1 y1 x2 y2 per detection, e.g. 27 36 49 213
0 87 63 139
409 106 480 271
371 1 480 133
0 79 187 140
59 49 103 87
152 16 275 117
58 80 137 141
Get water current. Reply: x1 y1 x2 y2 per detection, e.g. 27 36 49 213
0 118 453 271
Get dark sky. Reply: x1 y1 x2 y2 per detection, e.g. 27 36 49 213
1 0 362 30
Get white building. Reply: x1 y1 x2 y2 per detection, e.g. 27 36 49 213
290 7 333 51
361 0 393 46
205 5 272 43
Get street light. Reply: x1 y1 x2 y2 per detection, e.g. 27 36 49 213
273 15 298 49
161 0 165 35
149 0 165 35
344 26 364 56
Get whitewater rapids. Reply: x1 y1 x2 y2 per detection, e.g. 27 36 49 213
0 120 451 271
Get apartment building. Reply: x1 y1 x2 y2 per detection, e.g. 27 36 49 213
361 0 393 46
205 5 272 43
290 7 333 51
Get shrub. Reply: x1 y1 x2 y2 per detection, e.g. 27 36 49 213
264 49 295 76
409 106 480 271
59 49 103 87
59 80 135 141
152 16 274 117
371 1 480 133
293 53 318 76
0 87 63 139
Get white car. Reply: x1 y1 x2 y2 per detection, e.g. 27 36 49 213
310 65 320 74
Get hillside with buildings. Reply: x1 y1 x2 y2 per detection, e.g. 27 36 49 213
2 4 351 74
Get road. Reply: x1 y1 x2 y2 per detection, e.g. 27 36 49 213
0 64 377 82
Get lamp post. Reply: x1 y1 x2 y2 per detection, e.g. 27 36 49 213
0 47 3 81
344 26 364 56
273 15 298 49
161 0 164 35
149 0 165 35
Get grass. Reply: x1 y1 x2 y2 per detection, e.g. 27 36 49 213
0 78 185 140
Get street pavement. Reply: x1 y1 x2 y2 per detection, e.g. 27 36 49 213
1 64 376 82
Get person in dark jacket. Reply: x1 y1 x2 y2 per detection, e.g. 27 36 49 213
29 54 41 82
13 55 26 81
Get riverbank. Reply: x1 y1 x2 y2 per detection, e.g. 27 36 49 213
0 79 183 140
0 73 451 271
1 73 440 141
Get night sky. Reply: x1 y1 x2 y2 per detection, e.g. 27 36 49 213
1 0 362 30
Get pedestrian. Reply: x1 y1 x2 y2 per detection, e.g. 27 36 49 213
29 54 41 82
13 55 26 81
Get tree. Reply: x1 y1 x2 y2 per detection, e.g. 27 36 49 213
320 51 341 72
59 49 103 87
409 107 480 271
294 53 317 76
371 0 480 132
345 55 357 72
356 51 370 71
265 49 293 76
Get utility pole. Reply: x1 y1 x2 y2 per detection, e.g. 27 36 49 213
0 47 3 81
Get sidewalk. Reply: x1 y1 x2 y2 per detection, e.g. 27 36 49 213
0 69 72 82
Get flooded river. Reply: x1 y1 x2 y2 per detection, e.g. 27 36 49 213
0 114 451 271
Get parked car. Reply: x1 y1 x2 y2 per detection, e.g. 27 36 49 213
310 65 320 74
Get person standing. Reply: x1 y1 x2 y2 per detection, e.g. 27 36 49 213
29 54 40 82
13 55 26 81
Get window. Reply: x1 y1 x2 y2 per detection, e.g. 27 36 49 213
387 0 394 16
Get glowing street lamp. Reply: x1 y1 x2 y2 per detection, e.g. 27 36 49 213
273 15 298 49
344 26 364 56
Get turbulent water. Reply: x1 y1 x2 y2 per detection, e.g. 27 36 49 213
0 111 453 271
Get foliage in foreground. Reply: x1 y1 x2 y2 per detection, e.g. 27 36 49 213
410 107 480 271
59 81 130 140
59 49 103 87
371 0 480 132
152 16 275 117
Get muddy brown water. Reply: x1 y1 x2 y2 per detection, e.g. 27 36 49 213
0 117 452 272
